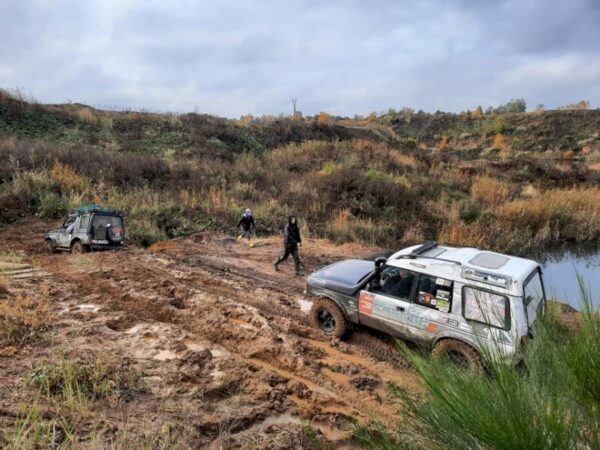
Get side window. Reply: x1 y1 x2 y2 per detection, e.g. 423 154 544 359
462 286 510 330
371 267 415 300
79 214 90 230
415 275 453 313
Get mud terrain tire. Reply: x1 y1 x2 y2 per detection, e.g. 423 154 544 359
432 339 483 372
310 298 348 338
45 239 56 254
71 241 87 254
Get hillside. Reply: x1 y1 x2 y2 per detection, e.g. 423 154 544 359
379 108 600 157
1 91 599 255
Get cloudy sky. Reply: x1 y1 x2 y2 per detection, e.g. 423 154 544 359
1 0 599 117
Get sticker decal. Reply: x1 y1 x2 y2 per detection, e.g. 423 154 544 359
426 322 438 332
358 291 374 316
442 317 459 327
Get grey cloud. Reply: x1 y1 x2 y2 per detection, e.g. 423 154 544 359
0 0 598 116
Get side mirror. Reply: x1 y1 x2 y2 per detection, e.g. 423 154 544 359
374 256 387 270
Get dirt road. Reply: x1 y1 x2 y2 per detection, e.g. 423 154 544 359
0 221 418 448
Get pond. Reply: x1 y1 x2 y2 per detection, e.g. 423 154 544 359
531 244 600 311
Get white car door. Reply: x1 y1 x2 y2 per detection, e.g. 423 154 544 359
358 266 417 338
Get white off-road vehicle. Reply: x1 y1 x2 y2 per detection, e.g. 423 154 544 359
306 241 546 370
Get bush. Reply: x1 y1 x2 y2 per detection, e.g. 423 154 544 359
38 192 69 219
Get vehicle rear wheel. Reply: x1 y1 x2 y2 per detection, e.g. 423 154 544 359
71 241 87 254
310 298 349 339
432 339 483 372
45 239 56 254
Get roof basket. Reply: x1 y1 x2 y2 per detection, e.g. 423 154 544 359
71 204 118 214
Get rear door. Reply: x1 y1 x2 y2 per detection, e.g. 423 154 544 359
358 266 417 337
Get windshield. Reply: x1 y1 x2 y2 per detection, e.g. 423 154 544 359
524 269 545 327
92 215 123 229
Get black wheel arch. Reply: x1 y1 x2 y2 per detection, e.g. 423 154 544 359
312 294 352 322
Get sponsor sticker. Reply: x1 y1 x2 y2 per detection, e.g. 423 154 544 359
359 291 374 316
426 322 438 332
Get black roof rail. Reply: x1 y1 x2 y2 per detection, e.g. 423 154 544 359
396 241 463 266
406 240 438 257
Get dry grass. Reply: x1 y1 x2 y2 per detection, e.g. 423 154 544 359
471 175 511 206
50 162 86 192
0 276 8 297
0 294 54 348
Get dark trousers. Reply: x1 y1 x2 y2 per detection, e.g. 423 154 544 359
275 245 301 272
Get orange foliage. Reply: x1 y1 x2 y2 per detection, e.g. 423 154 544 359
50 162 85 191
317 111 332 123
493 134 507 150
367 112 377 122
438 134 449 151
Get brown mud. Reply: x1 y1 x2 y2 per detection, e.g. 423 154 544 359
0 221 420 449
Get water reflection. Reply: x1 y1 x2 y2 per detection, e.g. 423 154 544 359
529 244 600 310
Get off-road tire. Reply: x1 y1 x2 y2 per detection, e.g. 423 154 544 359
71 241 88 254
432 339 483 372
310 298 349 339
45 239 56 254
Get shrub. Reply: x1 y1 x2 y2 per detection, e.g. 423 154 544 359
38 192 69 219
471 176 511 206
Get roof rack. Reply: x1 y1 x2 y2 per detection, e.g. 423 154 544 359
399 241 438 258
397 241 463 266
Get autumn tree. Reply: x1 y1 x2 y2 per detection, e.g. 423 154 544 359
317 111 332 123
472 106 484 119
239 114 253 126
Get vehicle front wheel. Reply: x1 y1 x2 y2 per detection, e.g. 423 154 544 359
310 298 349 339
432 339 483 372
45 239 57 254
71 241 88 254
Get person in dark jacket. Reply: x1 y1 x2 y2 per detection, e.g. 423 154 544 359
274 215 303 275
237 208 255 240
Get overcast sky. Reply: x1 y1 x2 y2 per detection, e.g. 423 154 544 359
1 0 599 117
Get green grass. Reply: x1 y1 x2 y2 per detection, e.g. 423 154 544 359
353 279 599 450
30 353 144 403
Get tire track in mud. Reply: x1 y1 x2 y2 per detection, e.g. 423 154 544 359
30 237 417 444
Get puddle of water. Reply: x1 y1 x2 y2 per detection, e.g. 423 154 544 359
153 349 177 361
531 245 600 310
297 299 312 313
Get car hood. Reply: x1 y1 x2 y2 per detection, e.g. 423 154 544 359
307 259 374 296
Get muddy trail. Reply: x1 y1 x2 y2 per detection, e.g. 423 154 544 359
0 221 420 449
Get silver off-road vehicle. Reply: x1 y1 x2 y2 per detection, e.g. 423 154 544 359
306 241 546 369
45 205 125 254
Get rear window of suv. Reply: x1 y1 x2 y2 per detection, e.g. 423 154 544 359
92 215 123 228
